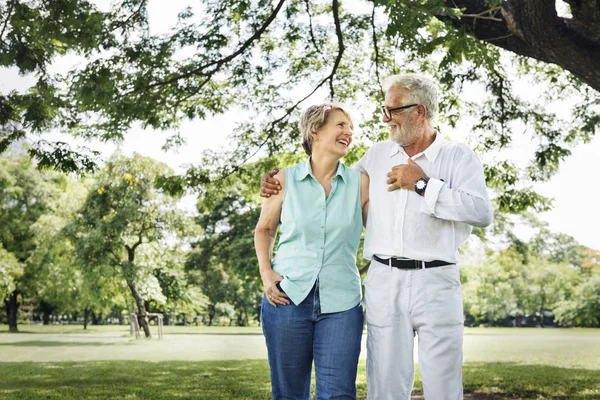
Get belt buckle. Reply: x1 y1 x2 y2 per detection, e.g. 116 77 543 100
416 260 425 269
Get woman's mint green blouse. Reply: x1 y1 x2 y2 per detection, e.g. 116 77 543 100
272 158 363 314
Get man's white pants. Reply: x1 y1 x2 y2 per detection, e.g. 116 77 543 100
364 259 464 400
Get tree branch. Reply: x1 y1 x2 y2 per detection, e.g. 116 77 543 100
329 0 345 99
440 0 600 92
107 248 122 267
211 1 348 181
114 0 148 32
214 68 346 183
370 1 384 99
0 0 15 42
563 0 600 41
461 14 502 22
304 0 322 57
129 0 285 94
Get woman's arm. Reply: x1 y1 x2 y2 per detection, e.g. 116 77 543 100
360 172 370 227
254 170 289 307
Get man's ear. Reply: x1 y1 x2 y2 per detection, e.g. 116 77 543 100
417 104 427 119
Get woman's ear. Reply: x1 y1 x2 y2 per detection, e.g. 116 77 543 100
311 130 318 142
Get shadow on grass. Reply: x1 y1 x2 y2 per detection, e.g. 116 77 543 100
0 361 598 399
0 329 264 336
0 360 272 400
460 362 600 399
0 329 124 335
0 341 115 347
162 332 264 336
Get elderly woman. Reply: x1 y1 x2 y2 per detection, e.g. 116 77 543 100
255 103 369 400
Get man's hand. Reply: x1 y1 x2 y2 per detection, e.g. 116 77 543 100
386 159 426 192
260 168 281 198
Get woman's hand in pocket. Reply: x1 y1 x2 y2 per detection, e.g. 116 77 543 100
261 270 290 307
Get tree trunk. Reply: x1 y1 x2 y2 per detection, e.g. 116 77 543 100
83 307 89 330
236 308 249 326
40 301 53 325
4 290 20 332
442 0 600 92
127 281 151 338
208 304 215 326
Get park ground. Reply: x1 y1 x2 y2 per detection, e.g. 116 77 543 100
0 325 599 399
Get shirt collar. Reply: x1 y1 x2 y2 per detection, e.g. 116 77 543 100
297 157 347 183
419 131 445 163
387 131 445 163
388 141 402 158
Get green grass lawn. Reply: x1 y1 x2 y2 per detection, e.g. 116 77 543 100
1 325 599 399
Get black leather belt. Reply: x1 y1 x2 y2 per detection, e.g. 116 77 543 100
373 255 453 270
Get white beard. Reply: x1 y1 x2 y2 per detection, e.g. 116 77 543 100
390 119 419 147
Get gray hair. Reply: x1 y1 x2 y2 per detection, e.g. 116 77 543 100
383 74 438 121
299 103 353 156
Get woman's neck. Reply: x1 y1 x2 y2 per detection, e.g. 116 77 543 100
310 152 339 183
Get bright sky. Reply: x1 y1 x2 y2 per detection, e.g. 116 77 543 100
1 0 598 251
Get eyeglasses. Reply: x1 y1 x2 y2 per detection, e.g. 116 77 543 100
380 104 418 119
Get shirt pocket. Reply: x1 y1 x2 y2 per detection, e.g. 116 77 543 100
363 265 392 328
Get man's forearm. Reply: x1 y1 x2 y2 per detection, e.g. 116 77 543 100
423 178 493 227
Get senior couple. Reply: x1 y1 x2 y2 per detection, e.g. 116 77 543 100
254 74 493 400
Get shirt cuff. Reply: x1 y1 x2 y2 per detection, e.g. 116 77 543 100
423 178 444 215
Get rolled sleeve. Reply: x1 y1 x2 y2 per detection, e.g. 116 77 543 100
423 178 444 215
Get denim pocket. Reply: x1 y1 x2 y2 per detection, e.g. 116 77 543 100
363 266 392 327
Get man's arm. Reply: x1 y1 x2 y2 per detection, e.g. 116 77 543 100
385 151 492 228
422 147 492 227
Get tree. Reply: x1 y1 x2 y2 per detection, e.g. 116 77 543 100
462 248 520 324
553 273 600 327
513 257 580 326
25 177 129 328
1 1 598 220
461 231 594 327
69 153 195 337
0 151 62 331
529 227 587 267
0 244 21 311
186 192 263 326
580 248 600 272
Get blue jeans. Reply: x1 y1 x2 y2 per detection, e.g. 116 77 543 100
261 283 363 400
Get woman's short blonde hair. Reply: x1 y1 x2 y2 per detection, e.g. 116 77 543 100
299 103 353 156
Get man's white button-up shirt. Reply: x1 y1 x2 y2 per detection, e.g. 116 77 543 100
354 134 493 263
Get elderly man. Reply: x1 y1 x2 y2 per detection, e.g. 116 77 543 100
261 74 493 399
